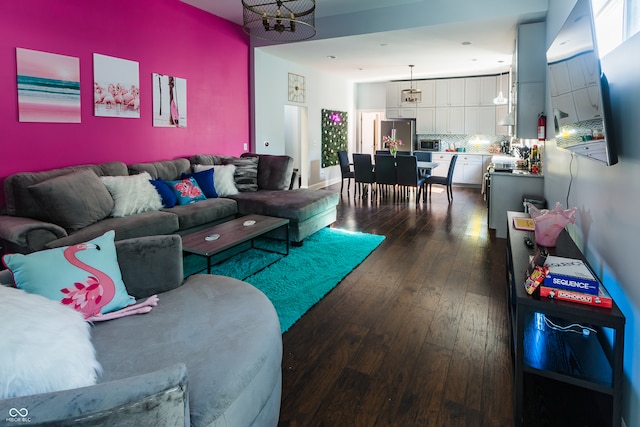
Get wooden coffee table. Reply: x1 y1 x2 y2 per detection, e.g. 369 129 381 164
181 214 289 275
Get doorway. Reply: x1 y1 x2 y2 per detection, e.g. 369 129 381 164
359 111 382 155
284 105 308 188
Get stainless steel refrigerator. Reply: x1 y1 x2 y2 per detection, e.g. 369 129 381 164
380 119 415 153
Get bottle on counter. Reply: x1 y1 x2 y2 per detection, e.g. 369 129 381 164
530 144 541 174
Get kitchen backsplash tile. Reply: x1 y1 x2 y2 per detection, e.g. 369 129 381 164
416 134 509 153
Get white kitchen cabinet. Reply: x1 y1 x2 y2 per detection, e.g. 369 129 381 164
435 107 464 134
416 107 436 134
465 106 496 135
481 76 499 105
386 82 401 107
387 81 416 118
464 107 480 134
386 108 416 119
479 106 497 135
465 76 498 106
430 153 484 185
453 154 484 185
436 78 465 107
416 80 436 107
431 152 453 177
464 77 482 106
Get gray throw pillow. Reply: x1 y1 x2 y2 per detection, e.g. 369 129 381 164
251 154 294 190
28 169 114 231
230 156 259 192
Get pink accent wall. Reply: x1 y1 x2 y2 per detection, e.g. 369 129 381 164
0 0 250 204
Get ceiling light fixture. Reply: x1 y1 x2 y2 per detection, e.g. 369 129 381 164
242 0 316 42
493 71 508 105
401 65 422 103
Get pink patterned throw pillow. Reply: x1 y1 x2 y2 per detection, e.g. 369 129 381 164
167 177 206 205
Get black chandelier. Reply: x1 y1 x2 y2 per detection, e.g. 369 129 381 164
242 0 316 42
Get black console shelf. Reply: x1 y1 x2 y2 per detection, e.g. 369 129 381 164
506 211 625 427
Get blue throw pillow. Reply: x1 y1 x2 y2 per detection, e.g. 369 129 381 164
2 230 135 320
149 179 178 208
167 177 207 205
182 168 218 198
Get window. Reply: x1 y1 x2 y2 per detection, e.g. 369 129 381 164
591 0 639 57
592 0 624 57
627 0 640 37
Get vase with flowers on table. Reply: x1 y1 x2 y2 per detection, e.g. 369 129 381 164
383 135 402 158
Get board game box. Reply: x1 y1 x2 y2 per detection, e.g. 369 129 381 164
539 284 612 309
544 256 599 296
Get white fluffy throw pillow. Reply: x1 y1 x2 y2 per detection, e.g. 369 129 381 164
101 172 163 217
0 286 102 399
213 165 238 196
193 164 238 197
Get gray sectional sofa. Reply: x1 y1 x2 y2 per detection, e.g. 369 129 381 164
0 234 283 426
0 153 339 254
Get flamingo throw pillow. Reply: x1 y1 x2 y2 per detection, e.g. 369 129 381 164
167 176 207 205
2 230 135 321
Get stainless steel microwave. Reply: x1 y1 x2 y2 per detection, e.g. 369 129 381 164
418 139 440 151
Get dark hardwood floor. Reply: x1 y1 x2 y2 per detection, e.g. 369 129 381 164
279 183 513 427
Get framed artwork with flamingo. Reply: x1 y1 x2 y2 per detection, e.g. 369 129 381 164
93 53 140 118
152 73 187 127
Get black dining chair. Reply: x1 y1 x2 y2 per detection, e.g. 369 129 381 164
414 151 434 176
414 151 432 162
396 155 428 204
338 150 354 195
374 154 397 198
352 153 376 198
425 154 458 202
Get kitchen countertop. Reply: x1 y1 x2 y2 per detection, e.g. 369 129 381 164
489 169 543 177
429 151 494 155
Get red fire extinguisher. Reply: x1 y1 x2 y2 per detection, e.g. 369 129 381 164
537 113 546 141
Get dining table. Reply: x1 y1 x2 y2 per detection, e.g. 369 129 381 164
369 159 439 174
417 161 439 175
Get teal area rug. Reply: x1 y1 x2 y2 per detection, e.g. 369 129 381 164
183 228 385 332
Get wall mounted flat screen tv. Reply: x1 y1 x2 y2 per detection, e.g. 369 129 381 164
546 0 618 165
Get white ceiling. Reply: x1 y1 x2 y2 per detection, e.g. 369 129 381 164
181 0 548 82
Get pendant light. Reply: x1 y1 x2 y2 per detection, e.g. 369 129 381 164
493 72 508 105
242 0 316 42
401 65 422 103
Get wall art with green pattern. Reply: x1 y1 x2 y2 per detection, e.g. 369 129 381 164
321 109 348 168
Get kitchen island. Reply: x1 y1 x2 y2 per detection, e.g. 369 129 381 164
429 151 492 185
488 170 543 238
